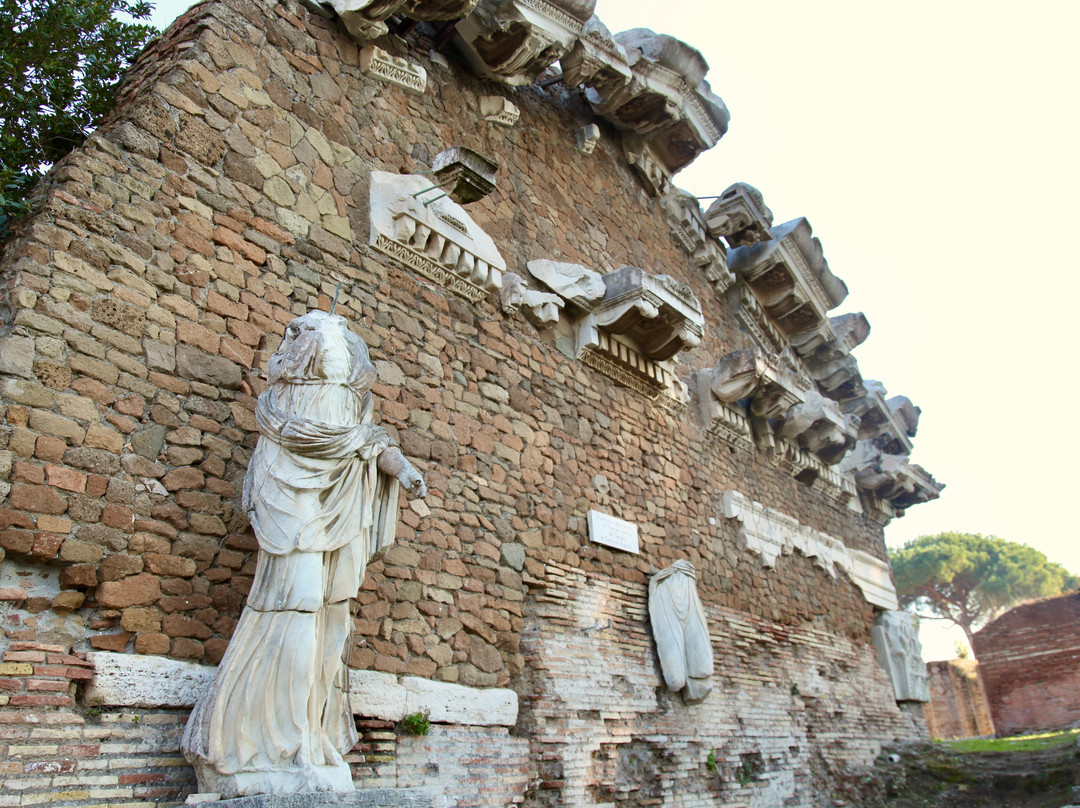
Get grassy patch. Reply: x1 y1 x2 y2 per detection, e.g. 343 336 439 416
944 729 1079 753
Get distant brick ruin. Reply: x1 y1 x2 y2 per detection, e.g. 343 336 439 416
972 593 1080 736
923 659 995 740
0 0 943 804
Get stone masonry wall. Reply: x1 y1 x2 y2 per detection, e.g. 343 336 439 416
972 593 1080 736
923 659 995 740
0 0 923 804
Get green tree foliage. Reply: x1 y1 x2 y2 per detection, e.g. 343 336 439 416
0 0 156 239
890 532 1080 642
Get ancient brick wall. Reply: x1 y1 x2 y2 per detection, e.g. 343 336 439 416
0 0 925 804
923 659 994 740
972 593 1080 736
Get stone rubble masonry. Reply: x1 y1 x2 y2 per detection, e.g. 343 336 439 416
971 593 1080 736
0 0 921 804
923 659 995 740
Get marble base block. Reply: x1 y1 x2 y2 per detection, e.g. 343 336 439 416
191 789 434 808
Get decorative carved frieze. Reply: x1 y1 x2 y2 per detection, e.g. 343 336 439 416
727 217 848 339
719 491 852 581
705 182 773 248
721 491 898 607
480 95 521 126
369 171 506 302
359 44 428 93
454 0 596 86
872 610 930 703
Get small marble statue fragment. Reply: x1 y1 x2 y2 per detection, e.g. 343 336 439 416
181 310 426 798
648 560 713 703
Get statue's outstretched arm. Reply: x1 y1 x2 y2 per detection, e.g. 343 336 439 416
377 445 427 498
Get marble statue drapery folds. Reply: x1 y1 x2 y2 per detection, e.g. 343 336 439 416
648 560 714 703
181 311 426 798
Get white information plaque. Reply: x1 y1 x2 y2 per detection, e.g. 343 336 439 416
587 510 640 555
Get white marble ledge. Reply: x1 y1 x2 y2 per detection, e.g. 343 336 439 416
84 652 518 727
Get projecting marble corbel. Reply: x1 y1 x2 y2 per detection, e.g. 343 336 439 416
575 267 704 400
582 30 729 194
453 0 596 86
871 610 930 703
699 347 808 421
649 560 713 704
705 182 774 248
777 388 860 466
789 313 870 400
841 380 916 456
727 217 848 340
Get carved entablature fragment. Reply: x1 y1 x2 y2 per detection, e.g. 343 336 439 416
699 346 808 425
705 182 774 248
578 30 728 193
777 388 861 466
560 16 632 101
727 217 848 341
872 610 930 703
790 312 870 400
575 123 600 153
658 189 734 293
454 0 596 86
838 440 944 516
727 284 786 355
320 0 479 41
841 380 916 455
526 259 605 308
572 267 704 402
369 171 506 303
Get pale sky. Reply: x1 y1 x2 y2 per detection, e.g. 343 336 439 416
144 1 1080 659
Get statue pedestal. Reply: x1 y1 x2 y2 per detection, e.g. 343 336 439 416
188 790 434 808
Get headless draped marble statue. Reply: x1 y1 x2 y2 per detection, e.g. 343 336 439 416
648 560 714 703
181 310 426 797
